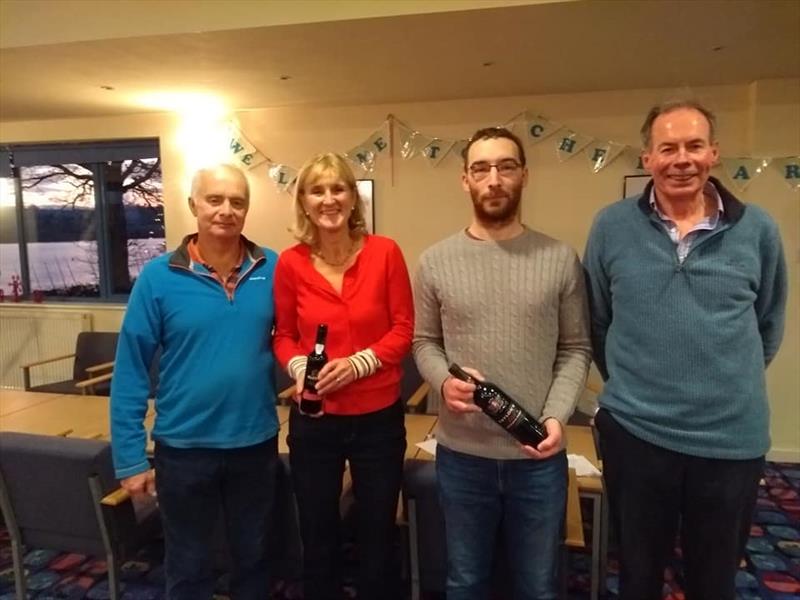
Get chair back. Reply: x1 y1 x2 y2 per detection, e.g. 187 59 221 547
73 331 119 381
0 432 136 555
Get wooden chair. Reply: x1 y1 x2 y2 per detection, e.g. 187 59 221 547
400 354 430 414
73 344 162 398
0 432 161 600
275 363 296 405
20 331 118 396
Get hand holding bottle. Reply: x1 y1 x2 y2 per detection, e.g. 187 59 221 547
315 358 356 395
442 366 483 414
520 417 564 458
448 363 548 448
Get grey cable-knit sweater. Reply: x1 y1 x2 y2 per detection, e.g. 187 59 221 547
412 226 592 459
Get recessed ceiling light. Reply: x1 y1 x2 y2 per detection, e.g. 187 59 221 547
100 85 115 91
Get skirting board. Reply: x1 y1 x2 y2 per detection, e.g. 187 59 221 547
767 448 800 463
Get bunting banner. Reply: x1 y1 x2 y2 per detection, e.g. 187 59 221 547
345 145 376 173
419 136 454 167
771 156 800 190
525 114 561 145
221 113 797 194
586 141 626 173
267 163 298 192
721 158 771 192
227 123 268 170
397 123 419 159
555 130 593 162
623 147 648 174
364 121 391 158
451 139 468 164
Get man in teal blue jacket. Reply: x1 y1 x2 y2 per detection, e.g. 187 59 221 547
584 101 787 600
110 164 279 600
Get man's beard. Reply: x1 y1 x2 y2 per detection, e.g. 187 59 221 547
471 186 522 226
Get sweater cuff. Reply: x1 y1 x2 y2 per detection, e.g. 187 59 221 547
347 349 381 380
287 355 307 381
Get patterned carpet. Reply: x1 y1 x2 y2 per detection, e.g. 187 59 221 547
1 462 798 599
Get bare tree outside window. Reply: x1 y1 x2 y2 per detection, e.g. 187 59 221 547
15 157 164 298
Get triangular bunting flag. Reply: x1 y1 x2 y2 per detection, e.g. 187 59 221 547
524 114 560 145
623 147 648 174
267 163 298 193
364 121 391 157
585 141 626 173
419 137 454 167
345 145 376 173
226 122 268 170
555 130 593 162
721 158 771 192
770 157 800 190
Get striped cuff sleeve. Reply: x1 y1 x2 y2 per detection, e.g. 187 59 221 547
287 355 308 381
347 349 381 380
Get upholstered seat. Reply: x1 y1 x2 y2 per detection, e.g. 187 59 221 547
0 432 161 600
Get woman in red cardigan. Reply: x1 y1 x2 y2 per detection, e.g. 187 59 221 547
273 152 413 600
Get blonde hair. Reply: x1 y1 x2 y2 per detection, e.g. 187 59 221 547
291 153 368 245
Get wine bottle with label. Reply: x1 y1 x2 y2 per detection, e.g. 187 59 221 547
448 363 547 447
300 324 328 415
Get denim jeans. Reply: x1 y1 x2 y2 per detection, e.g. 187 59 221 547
288 399 406 600
595 408 764 600
153 437 278 600
436 443 567 600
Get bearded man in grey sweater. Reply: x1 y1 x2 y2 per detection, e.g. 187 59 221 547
413 127 591 600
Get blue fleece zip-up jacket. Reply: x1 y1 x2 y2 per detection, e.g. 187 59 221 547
111 234 280 478
583 177 787 460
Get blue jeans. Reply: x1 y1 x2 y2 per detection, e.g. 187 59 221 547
436 444 567 600
153 437 278 600
288 400 406 600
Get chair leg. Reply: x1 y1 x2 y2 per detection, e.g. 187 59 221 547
407 498 420 600
10 538 26 600
107 551 120 600
89 475 122 600
0 473 26 600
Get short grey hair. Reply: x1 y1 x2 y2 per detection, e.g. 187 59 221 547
189 163 250 201
640 100 717 149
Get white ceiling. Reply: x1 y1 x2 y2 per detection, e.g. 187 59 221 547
1 0 798 122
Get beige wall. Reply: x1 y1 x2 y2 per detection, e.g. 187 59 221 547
2 78 798 457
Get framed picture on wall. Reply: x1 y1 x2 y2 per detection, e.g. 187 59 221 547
623 174 651 198
357 179 375 233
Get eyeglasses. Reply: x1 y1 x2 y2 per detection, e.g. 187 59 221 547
467 159 522 181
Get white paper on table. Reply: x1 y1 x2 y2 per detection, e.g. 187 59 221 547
415 438 438 457
568 453 601 477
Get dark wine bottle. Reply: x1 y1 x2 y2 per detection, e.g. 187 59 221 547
448 363 547 447
300 324 328 415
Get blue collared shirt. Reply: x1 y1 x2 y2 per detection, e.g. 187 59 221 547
649 182 724 263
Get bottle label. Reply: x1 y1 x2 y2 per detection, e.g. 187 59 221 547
485 395 506 416
486 394 524 430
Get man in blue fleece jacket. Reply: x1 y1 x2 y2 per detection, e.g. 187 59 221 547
584 101 787 600
110 164 279 600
